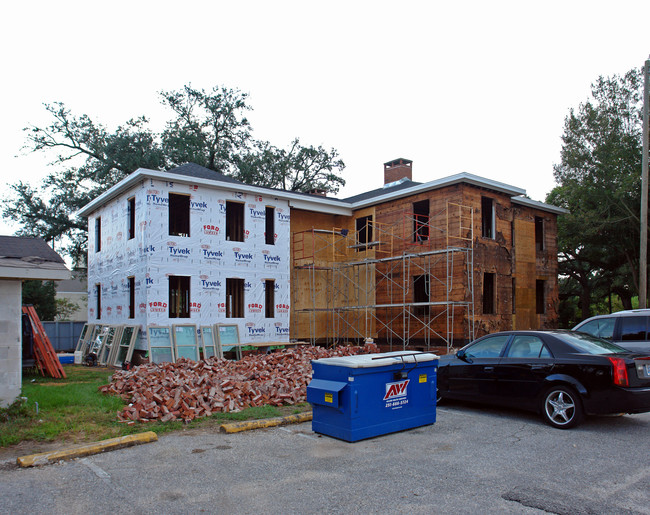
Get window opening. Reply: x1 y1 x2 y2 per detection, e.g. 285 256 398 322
95 284 101 320
169 275 190 318
481 196 494 239
265 207 275 245
413 274 430 316
169 193 190 237
535 216 544 252
355 215 373 251
95 217 101 252
226 278 244 318
128 276 135 319
128 197 136 240
226 201 244 242
536 279 545 314
265 280 275 318
483 272 495 314
413 199 430 242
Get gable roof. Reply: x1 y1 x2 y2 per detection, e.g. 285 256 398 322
0 236 65 263
0 236 70 280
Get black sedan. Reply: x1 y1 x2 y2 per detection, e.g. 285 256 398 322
437 330 650 429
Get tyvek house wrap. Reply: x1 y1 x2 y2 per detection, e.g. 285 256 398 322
87 178 291 353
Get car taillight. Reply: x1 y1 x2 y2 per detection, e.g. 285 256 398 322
607 357 629 387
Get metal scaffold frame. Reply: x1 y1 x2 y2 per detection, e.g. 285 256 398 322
291 202 474 353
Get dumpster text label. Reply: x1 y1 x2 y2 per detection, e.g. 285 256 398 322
384 379 410 408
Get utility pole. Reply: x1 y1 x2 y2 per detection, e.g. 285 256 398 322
641 55 650 308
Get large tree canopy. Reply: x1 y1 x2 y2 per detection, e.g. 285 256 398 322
3 85 346 264
547 68 645 326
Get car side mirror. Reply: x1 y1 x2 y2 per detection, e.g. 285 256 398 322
456 349 470 362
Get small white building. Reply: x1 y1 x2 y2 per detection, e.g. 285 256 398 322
0 236 69 407
77 163 347 356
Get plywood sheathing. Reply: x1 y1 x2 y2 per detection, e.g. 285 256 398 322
290 181 560 347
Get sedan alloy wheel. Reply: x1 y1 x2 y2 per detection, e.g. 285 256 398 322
542 386 583 429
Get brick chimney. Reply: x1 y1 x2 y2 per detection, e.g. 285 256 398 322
308 188 327 197
384 158 413 185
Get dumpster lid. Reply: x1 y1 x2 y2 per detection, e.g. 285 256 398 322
313 351 438 368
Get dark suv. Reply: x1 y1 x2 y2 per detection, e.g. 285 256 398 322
572 309 650 353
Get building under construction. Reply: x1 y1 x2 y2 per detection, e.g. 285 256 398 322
291 159 566 353
78 159 566 359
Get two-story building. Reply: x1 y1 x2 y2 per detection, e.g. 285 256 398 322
78 160 566 357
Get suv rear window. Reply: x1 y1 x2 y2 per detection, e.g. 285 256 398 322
619 317 648 341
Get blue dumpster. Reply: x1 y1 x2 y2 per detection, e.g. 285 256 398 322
307 351 438 442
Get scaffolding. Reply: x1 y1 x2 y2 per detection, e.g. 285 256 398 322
291 201 475 353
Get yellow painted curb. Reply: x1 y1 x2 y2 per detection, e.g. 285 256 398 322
16 431 158 468
220 411 313 433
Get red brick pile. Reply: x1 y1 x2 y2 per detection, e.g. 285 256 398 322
100 343 379 424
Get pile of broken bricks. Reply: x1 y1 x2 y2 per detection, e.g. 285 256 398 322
100 343 379 424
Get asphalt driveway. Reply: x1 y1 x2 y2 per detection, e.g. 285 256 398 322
1 402 649 514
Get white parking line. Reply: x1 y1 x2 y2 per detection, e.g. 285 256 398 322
277 427 319 440
80 458 111 480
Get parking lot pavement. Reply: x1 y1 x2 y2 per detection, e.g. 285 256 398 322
2 403 649 515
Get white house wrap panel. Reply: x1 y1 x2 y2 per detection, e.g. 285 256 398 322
87 175 291 352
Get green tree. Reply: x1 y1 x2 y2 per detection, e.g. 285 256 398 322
54 297 82 321
235 138 346 194
547 67 645 322
2 85 346 262
22 280 57 321
5 103 166 265
160 85 253 173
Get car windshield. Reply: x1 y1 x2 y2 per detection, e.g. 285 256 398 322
562 332 627 355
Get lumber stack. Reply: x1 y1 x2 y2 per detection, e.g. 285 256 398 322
100 343 378 423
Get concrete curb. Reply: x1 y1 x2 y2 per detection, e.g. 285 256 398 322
16 431 159 468
220 411 313 433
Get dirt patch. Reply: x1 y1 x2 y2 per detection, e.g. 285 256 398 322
0 404 313 459
0 439 63 464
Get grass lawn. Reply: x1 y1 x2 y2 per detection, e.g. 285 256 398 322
0 365 310 449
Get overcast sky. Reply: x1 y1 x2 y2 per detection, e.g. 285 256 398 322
1 0 649 238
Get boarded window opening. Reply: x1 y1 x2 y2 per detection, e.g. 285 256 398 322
535 216 544 252
226 278 244 318
96 284 101 320
413 274 430 316
128 197 136 240
483 272 495 314
265 279 275 318
481 197 494 239
413 199 430 242
95 217 101 252
128 276 135 319
265 207 275 245
169 275 190 318
226 201 245 242
536 279 545 314
356 215 373 251
169 194 190 237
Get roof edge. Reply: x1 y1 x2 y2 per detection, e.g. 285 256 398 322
511 196 569 214
349 172 527 209
77 168 353 217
